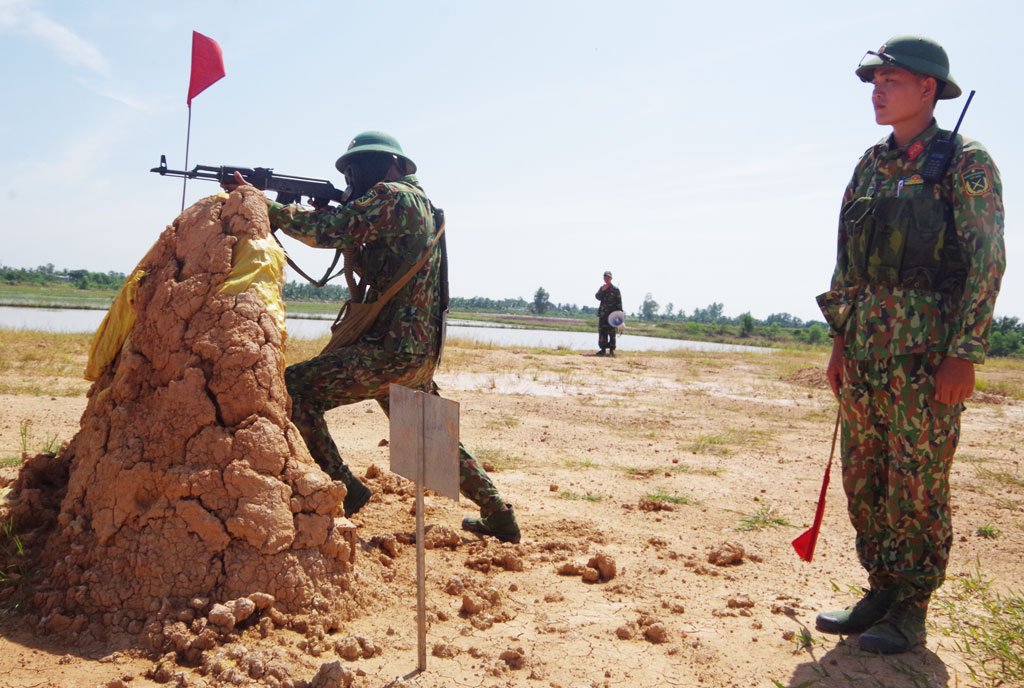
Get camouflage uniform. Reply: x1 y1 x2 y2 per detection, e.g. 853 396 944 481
818 121 1005 605
595 283 622 352
267 176 506 516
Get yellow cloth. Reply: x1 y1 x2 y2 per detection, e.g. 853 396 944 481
84 269 145 381
219 234 287 338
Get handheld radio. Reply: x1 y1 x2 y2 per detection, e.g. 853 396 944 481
922 90 975 182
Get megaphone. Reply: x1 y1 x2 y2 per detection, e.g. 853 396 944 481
607 311 625 328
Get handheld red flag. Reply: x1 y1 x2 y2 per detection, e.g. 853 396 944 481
792 410 841 562
187 31 225 105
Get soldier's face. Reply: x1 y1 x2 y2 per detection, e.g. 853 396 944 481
604 275 612 286
871 67 935 127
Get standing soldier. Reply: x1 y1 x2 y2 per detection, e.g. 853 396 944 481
815 37 1005 653
595 270 623 356
227 131 520 543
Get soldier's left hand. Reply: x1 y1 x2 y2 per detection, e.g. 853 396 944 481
221 170 253 192
935 356 975 405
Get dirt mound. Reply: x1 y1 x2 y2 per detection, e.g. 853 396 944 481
3 188 357 642
785 366 829 389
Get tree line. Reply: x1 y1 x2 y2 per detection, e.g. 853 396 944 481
1 263 128 290
3 266 1021 355
529 286 1024 355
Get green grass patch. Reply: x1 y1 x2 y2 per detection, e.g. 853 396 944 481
17 419 61 455
975 525 1001 539
0 518 35 614
974 465 1024 488
975 378 1024 401
737 505 792 531
560 491 602 502
0 284 118 309
957 452 994 464
935 566 1024 684
484 412 521 429
475 448 523 471
563 458 598 470
686 433 731 456
644 488 701 505
0 457 22 468
0 329 93 396
622 466 655 477
668 462 723 477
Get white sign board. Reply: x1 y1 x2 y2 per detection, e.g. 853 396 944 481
389 384 460 500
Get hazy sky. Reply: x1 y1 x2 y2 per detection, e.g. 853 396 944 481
0 0 1018 322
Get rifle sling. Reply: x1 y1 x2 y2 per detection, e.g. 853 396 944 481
271 231 345 288
374 219 446 310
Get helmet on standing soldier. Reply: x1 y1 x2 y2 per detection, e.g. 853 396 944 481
855 35 961 100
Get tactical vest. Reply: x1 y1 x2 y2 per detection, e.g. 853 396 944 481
840 134 967 294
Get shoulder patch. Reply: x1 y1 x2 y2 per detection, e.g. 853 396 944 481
351 186 386 208
960 165 990 196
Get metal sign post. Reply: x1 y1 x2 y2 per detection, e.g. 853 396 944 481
389 384 460 673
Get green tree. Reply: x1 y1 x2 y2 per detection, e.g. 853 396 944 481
691 302 724 324
641 293 659 320
532 286 551 314
740 312 754 337
806 323 826 344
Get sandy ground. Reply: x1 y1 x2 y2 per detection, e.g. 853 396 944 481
1 341 1022 688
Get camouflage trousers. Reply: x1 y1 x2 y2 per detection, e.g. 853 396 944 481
285 341 505 517
598 325 617 351
839 352 961 604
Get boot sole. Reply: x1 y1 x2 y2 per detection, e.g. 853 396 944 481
858 633 923 654
815 616 875 635
462 518 521 543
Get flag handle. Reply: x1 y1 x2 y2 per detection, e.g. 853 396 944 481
791 408 841 562
181 105 193 212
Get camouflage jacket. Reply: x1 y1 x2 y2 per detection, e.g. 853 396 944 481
595 284 622 324
267 175 441 355
818 121 1005 363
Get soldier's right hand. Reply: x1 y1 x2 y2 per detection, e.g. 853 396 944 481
826 335 845 400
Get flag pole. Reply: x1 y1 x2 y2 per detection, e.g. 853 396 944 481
181 104 192 212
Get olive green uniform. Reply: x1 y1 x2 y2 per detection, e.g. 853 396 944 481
267 175 507 518
818 121 1005 604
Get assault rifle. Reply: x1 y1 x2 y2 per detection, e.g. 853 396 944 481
150 155 348 285
150 155 347 207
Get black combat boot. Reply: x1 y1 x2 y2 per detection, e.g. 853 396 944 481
859 600 928 654
343 480 372 517
462 504 521 543
331 465 372 517
815 586 898 635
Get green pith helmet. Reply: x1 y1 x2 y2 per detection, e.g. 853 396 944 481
335 131 417 174
856 35 961 100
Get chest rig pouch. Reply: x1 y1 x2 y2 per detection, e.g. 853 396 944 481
841 192 960 291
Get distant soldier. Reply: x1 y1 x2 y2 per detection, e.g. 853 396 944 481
227 131 520 543
815 36 1004 654
595 270 622 357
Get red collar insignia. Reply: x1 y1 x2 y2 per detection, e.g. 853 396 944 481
907 139 925 161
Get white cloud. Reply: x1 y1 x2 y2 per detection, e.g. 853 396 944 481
27 10 109 76
0 0 109 77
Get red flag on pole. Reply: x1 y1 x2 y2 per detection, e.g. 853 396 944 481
791 410 841 562
187 31 225 105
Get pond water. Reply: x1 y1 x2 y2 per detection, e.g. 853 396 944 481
0 307 772 354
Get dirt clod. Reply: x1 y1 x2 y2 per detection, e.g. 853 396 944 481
707 542 745 566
